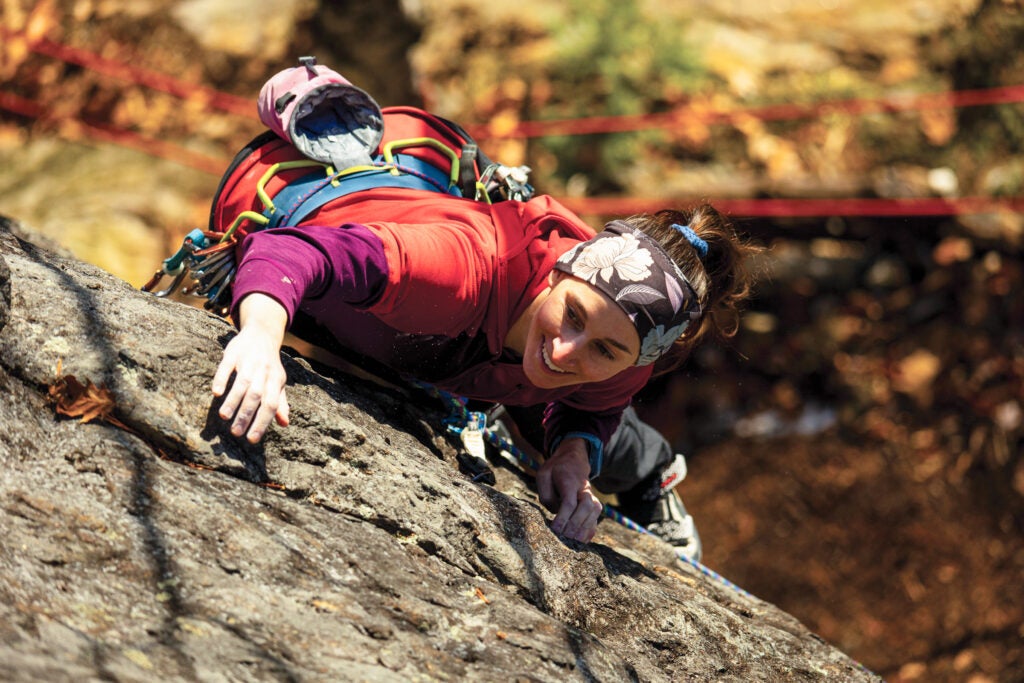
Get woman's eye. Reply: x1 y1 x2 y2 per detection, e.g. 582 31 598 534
566 305 582 328
596 343 614 360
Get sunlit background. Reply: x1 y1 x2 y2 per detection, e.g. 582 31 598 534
1 1 1021 681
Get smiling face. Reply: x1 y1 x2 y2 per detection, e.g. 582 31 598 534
518 271 641 389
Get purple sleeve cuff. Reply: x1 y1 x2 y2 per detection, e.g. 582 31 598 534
542 400 625 456
548 431 605 478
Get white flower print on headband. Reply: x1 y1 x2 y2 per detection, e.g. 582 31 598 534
567 232 653 284
637 321 690 366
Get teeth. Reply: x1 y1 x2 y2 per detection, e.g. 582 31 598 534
542 344 568 373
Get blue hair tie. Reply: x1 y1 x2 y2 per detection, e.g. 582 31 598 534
671 223 708 260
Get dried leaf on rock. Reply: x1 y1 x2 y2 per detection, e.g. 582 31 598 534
47 363 117 424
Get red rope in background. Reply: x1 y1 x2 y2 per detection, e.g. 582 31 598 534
0 90 228 175
3 27 1024 217
0 27 256 119
559 195 1024 218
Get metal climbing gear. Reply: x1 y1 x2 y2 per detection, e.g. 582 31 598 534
454 410 496 485
477 162 534 203
141 228 241 310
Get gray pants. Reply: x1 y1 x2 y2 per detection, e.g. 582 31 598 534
499 404 674 495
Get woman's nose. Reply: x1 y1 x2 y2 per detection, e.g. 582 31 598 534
551 333 581 365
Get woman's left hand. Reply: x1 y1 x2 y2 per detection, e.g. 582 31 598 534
211 293 290 443
536 438 602 543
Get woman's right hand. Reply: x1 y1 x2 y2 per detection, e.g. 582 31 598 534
536 437 603 543
211 293 291 443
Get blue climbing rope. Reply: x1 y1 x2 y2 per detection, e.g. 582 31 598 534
410 381 754 599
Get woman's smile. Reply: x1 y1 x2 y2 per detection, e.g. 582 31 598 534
540 337 570 374
510 271 640 390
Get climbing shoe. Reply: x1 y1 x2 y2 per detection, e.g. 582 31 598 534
615 454 703 562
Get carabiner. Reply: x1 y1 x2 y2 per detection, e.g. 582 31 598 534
141 228 208 297
143 265 190 298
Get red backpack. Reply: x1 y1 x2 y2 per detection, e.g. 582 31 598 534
143 57 533 312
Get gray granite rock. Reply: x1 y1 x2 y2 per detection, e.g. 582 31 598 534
0 217 878 682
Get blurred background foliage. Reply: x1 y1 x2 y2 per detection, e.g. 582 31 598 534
2 1 1023 682
3 0 1024 272
535 0 708 193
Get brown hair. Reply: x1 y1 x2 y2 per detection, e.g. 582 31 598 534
623 203 761 373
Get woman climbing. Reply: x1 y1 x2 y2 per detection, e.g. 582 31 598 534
210 188 757 549
189 58 759 555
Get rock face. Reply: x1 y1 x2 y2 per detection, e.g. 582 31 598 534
0 218 877 682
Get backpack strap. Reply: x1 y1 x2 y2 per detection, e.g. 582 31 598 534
262 154 462 229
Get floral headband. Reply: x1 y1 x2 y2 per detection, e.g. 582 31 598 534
553 221 703 366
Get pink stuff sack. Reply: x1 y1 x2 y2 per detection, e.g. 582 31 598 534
257 56 384 170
